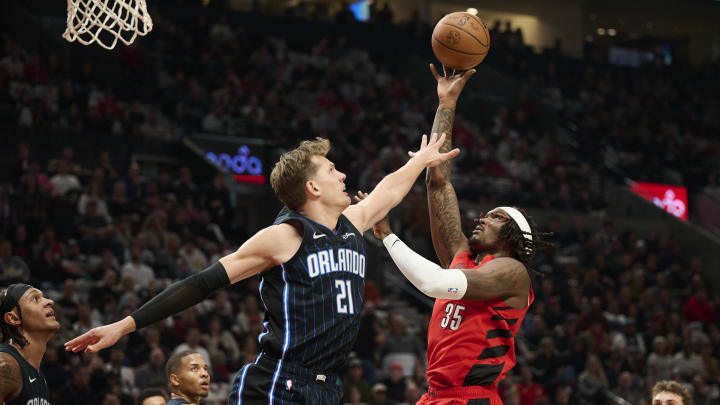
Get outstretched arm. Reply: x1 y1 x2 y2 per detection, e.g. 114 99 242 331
343 133 459 232
426 65 475 267
65 223 301 353
0 353 21 402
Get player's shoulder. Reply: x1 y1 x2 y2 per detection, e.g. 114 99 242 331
0 351 22 398
250 223 304 263
341 204 364 229
270 222 303 235
488 256 526 272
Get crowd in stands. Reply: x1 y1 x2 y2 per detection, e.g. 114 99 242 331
1 2 719 405
485 20 720 188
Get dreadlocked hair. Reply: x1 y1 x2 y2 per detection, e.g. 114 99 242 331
496 207 554 277
0 288 29 348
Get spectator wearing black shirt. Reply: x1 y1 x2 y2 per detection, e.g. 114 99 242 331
58 366 98 405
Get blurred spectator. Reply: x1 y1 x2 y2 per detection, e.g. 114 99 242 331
121 244 155 290
136 388 168 405
78 180 111 221
382 362 407 403
381 314 423 376
532 336 571 386
178 239 207 273
206 316 240 372
10 142 31 186
343 357 372 403
613 371 643 405
135 347 167 391
106 347 136 395
692 374 720 405
343 385 368 405
0 240 30 284
173 327 212 370
73 302 102 336
58 366 97 405
648 336 674 380
673 341 704 380
577 354 609 403
77 200 115 254
516 365 547 405
369 383 393 405
233 294 262 337
50 160 82 197
684 288 718 325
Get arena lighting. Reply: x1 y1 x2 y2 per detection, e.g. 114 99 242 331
349 0 371 21
629 181 688 221
608 28 617 36
597 27 606 35
466 8 478 15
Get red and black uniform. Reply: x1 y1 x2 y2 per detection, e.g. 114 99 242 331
418 252 534 405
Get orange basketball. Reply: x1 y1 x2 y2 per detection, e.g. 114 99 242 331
431 12 490 70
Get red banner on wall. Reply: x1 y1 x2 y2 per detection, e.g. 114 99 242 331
629 182 688 221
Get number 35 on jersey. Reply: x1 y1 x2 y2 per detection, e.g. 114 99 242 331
440 303 465 330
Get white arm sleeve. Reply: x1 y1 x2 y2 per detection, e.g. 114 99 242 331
382 233 467 299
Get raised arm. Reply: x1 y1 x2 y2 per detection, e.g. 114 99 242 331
343 133 459 232
0 353 22 402
426 64 475 267
65 224 301 353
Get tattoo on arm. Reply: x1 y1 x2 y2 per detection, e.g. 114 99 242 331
426 104 466 265
429 106 456 179
463 259 529 301
428 182 467 268
0 354 21 401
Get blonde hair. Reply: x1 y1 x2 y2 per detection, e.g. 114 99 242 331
652 380 691 405
270 138 331 210
585 354 609 389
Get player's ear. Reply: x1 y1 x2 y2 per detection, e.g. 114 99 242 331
306 180 320 198
169 372 180 387
3 310 21 326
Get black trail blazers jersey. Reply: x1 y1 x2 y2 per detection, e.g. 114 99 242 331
257 207 366 374
0 344 50 405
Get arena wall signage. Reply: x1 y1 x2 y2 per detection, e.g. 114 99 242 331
630 181 688 220
206 146 263 175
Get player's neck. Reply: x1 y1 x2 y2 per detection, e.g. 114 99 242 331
471 248 510 263
171 391 199 405
12 333 50 370
299 202 342 232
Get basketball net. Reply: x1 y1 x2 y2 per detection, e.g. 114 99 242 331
63 0 153 50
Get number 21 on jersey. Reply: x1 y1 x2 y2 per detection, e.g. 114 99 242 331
335 279 355 314
440 303 465 330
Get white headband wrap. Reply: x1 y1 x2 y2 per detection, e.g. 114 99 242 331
489 206 533 244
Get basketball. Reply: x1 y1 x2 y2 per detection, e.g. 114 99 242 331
431 12 490 70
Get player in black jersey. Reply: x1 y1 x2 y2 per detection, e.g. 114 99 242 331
165 350 210 405
0 284 59 405
66 134 459 404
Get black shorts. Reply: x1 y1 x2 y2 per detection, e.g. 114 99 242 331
228 353 343 405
